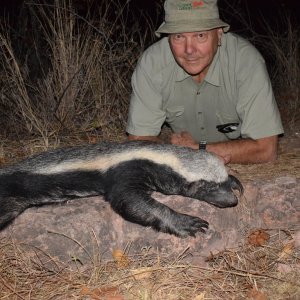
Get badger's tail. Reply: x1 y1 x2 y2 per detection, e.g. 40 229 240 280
0 170 105 229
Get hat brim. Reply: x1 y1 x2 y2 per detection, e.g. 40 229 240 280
155 19 230 37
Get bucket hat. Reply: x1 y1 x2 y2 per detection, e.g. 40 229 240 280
156 0 230 36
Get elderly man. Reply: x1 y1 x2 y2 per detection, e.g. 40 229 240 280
126 0 284 164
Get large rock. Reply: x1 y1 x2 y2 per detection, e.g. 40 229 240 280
1 176 299 265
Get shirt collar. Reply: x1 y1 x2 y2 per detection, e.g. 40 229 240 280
205 47 221 87
174 45 221 87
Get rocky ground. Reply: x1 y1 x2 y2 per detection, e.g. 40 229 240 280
0 133 299 267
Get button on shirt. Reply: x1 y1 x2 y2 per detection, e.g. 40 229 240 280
126 33 284 143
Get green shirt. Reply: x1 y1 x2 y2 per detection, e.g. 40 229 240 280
126 33 284 143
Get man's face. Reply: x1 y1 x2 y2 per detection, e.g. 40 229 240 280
169 29 222 82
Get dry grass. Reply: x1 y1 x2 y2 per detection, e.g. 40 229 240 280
0 0 148 147
1 227 299 300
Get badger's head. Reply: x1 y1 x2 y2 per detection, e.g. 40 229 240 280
178 148 244 208
186 174 243 208
205 174 243 207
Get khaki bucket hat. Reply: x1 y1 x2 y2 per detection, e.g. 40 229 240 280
156 0 230 36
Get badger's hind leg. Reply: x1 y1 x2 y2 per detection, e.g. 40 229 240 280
0 196 30 229
104 159 209 238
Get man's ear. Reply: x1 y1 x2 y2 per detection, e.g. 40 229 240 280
217 28 223 45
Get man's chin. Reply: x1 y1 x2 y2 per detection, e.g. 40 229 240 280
182 64 209 79
184 68 202 76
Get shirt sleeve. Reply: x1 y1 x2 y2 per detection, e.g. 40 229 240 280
236 58 284 140
126 60 166 137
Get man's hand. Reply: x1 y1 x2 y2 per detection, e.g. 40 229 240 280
171 131 199 149
171 131 230 164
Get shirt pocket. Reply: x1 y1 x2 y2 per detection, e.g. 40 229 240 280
216 111 241 140
166 106 185 132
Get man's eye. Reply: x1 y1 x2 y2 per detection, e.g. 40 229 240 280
171 34 184 43
196 32 208 42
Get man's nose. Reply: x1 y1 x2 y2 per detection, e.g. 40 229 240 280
185 37 196 54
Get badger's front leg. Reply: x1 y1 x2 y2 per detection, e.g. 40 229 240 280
105 186 208 238
104 160 208 238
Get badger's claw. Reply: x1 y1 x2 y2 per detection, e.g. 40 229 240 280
229 175 244 196
161 213 209 238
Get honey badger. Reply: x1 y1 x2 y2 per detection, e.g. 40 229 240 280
0 141 243 238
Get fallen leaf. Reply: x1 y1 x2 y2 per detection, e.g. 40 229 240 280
248 229 270 247
247 288 267 300
130 266 153 280
278 242 294 260
80 286 92 296
112 249 130 267
92 287 123 300
193 292 206 300
80 286 124 300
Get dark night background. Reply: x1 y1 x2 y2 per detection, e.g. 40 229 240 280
1 0 299 52
0 0 299 137
2 0 298 71
1 0 300 26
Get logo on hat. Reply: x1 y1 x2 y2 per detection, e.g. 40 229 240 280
193 1 204 8
178 1 204 10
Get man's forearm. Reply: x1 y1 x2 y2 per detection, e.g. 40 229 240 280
128 132 278 164
170 131 278 164
207 136 278 164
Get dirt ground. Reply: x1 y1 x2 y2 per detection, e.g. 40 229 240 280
232 132 300 181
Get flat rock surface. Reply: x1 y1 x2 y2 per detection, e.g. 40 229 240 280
1 176 299 265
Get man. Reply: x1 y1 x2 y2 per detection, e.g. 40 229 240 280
126 0 284 164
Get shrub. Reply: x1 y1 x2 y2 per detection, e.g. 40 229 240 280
0 0 150 146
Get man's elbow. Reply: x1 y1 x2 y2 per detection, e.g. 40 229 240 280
259 138 278 163
254 135 279 163
263 148 277 163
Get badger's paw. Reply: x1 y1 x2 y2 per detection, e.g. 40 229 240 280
162 213 209 238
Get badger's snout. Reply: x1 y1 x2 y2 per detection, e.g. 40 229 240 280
194 175 243 208
212 175 243 208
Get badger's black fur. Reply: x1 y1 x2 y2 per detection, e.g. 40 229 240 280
0 141 243 237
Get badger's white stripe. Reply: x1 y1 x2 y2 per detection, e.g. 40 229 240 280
33 149 204 182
